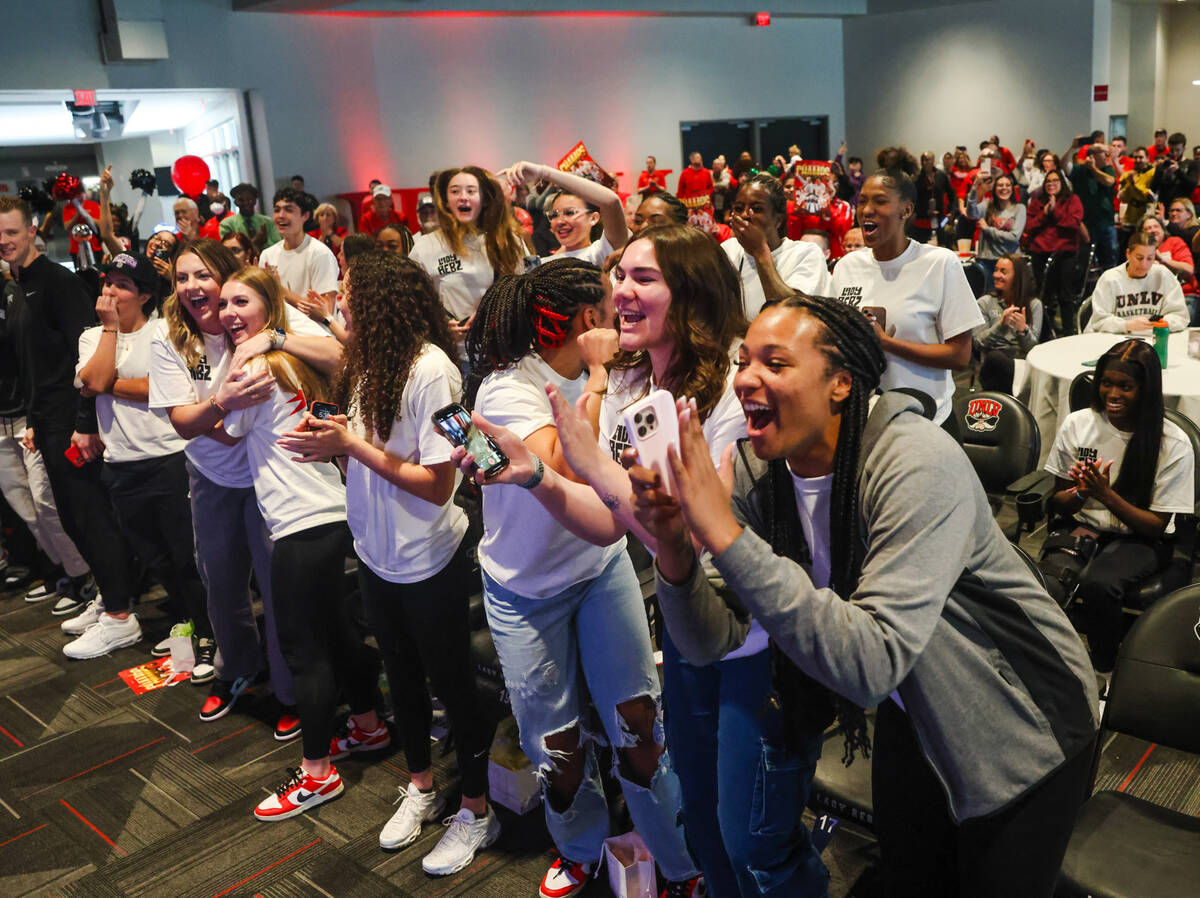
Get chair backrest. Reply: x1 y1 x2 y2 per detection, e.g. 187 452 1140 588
1068 371 1094 412
1076 296 1093 333
1105 583 1200 753
891 387 936 421
952 391 1041 493
962 260 988 298
1164 409 1200 512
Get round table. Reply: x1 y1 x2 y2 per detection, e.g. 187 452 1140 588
1025 330 1200 463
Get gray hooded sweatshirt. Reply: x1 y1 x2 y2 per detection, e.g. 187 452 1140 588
656 392 1099 821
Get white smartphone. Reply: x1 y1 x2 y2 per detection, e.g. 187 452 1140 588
980 157 993 177
622 389 681 496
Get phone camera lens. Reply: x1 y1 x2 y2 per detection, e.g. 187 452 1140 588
645 413 656 426
637 425 647 438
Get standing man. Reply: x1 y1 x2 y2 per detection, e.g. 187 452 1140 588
358 184 404 236
1148 128 1170 162
1150 132 1199 208
1119 147 1156 229
260 187 339 324
173 197 201 241
220 183 281 250
1071 143 1118 269
636 156 667 196
0 196 139 658
676 152 714 203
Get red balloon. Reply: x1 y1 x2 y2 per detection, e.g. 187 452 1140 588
171 155 210 197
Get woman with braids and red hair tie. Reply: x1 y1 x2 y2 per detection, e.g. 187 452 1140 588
276 253 496 875
630 294 1099 898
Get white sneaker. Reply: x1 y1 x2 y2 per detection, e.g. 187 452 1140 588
421 806 500 876
23 579 56 603
380 782 446 850
60 597 104 635
63 613 142 660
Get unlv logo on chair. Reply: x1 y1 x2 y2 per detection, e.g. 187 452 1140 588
965 398 1002 432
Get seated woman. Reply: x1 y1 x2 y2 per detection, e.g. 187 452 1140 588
1139 213 1197 323
972 253 1043 393
1084 232 1190 333
1043 339 1195 683
632 294 1099 898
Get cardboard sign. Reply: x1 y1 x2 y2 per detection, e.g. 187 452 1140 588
557 141 618 190
118 657 190 695
795 160 834 215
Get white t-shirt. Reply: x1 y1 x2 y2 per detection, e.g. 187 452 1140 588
76 321 188 463
544 233 615 268
601 365 769 659
223 358 346 540
1084 263 1189 333
831 241 983 423
789 470 833 591
1044 408 1194 535
347 345 468 583
409 229 495 321
475 354 625 599
722 237 832 320
147 307 331 489
259 234 339 298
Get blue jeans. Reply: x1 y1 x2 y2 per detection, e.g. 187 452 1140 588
1091 222 1119 271
484 552 697 880
663 632 829 897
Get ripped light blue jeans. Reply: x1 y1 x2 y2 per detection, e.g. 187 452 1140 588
483 551 698 880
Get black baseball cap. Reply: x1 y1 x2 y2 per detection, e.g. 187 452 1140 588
99 252 158 292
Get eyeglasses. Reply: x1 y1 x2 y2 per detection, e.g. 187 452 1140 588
545 208 586 222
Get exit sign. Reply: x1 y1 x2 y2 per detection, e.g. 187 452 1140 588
755 12 771 26
73 89 96 106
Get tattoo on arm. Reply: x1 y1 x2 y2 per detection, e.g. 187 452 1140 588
601 492 620 510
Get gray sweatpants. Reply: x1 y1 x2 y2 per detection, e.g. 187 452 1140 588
187 460 294 705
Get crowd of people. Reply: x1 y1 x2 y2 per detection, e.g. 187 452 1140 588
0 120 1195 898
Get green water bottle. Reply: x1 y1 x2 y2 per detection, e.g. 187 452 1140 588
1153 320 1169 369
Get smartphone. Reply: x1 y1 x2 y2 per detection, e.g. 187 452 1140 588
64 444 86 467
862 306 887 331
457 315 471 327
310 400 339 420
622 389 680 496
431 403 509 479
980 158 992 177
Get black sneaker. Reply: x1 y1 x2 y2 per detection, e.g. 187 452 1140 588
198 675 252 722
191 638 215 684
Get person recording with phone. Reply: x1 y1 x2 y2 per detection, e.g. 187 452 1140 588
216 266 383 824
276 253 498 876
452 257 702 898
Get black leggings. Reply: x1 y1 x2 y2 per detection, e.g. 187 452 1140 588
872 699 1092 898
272 521 379 761
35 425 135 612
358 537 493 799
102 452 210 638
1031 250 1079 336
978 348 1016 394
1076 534 1172 671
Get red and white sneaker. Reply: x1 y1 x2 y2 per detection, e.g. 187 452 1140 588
540 856 594 897
329 720 390 760
274 708 302 742
254 766 343 821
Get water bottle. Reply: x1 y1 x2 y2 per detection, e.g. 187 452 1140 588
1153 320 1169 369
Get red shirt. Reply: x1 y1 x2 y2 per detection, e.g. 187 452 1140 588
676 167 714 199
950 167 973 200
637 171 668 193
306 226 347 240
787 197 854 257
1148 144 1171 162
359 207 403 235
1159 235 1196 295
1025 194 1085 254
199 212 229 240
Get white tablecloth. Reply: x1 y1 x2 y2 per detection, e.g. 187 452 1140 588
1025 330 1200 464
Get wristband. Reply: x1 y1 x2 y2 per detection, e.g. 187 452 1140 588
209 396 228 418
102 328 117 334
518 455 545 490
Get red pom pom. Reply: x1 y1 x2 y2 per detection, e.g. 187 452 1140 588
51 171 82 201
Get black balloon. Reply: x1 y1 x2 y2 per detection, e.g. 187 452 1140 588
129 168 157 194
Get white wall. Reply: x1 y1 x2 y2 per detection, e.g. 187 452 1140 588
1162 3 1200 151
842 0 1094 164
366 15 845 192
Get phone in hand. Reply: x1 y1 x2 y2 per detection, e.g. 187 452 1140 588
980 157 992 177
309 400 340 420
622 389 681 496
862 306 887 331
432 403 509 479
64 444 86 467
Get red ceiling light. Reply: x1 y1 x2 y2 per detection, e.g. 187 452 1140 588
755 12 771 26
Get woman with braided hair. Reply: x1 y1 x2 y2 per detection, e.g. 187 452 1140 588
631 294 1099 897
276 253 497 874
460 257 702 898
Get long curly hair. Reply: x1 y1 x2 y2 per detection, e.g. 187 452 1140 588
163 238 242 367
433 166 528 276
335 252 458 442
606 225 747 422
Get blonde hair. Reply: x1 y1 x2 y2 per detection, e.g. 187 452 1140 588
223 267 330 401
164 238 242 367
314 202 338 223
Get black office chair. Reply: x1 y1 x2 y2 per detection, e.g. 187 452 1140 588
951 391 1041 510
962 259 988 298
1057 583 1200 898
1068 370 1094 412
